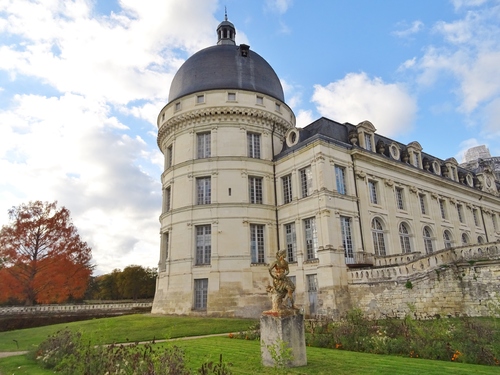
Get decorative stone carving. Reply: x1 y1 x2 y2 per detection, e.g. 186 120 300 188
355 169 366 179
409 186 418 194
384 179 394 187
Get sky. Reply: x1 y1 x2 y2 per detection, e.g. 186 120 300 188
1 0 500 275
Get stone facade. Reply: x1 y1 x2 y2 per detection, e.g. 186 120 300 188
152 18 500 320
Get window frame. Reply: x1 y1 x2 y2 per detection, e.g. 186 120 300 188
282 174 292 204
340 216 354 261
284 222 297 263
443 230 453 249
194 278 208 310
423 226 433 254
197 132 211 159
419 193 427 215
250 224 265 264
304 217 318 260
299 166 313 198
164 186 171 212
371 218 386 256
335 165 346 195
368 180 378 205
247 132 261 159
439 199 447 220
195 225 211 265
395 187 405 210
196 177 211 205
399 222 412 254
248 176 263 204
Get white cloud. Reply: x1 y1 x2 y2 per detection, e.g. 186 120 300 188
265 0 293 14
0 93 162 274
312 72 417 137
451 0 488 11
0 0 219 105
393 20 424 38
295 109 314 128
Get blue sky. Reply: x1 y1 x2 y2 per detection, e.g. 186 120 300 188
1 0 500 274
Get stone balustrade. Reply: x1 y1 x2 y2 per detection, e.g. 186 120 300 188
0 302 152 315
348 242 500 284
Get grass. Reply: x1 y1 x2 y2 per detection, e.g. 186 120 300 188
1 336 499 375
0 314 254 352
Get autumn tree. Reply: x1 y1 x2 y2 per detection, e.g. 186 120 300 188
0 201 93 305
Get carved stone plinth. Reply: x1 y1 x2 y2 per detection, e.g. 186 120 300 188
260 311 307 367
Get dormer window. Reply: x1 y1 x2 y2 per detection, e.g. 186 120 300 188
364 133 373 151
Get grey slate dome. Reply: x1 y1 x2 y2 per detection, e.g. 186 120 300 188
168 18 284 103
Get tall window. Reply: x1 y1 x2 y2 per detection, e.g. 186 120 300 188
368 180 378 204
248 176 263 204
162 232 169 263
250 224 265 263
399 223 411 253
439 199 447 220
423 226 433 254
196 177 211 205
340 216 354 261
304 217 318 260
166 145 173 169
195 225 211 265
306 274 318 315
473 209 480 227
493 214 498 231
419 194 427 215
194 278 208 310
371 218 386 256
282 174 292 204
197 132 211 158
247 132 261 158
461 233 469 245
335 166 346 195
299 166 313 198
284 223 297 262
364 133 372 151
457 204 464 223
395 187 405 210
443 230 453 249
478 236 484 244
164 186 171 212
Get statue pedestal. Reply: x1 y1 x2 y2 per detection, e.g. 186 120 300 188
260 311 307 367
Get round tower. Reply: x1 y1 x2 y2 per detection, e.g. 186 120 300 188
152 17 295 317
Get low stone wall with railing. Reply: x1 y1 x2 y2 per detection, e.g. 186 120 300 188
0 302 152 316
346 242 500 319
348 243 500 284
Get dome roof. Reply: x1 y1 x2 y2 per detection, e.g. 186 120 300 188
168 22 284 103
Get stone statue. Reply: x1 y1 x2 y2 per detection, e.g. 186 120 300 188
266 250 297 313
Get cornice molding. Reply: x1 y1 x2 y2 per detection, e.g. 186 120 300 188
157 106 293 147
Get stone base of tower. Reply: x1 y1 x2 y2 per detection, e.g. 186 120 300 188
260 312 307 367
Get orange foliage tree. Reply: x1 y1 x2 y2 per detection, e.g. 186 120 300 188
0 201 93 305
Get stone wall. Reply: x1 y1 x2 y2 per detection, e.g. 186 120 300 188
344 243 500 319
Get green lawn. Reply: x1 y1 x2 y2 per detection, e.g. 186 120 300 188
0 314 254 352
1 336 499 375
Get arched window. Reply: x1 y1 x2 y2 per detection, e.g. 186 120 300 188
423 226 433 254
461 233 469 245
399 223 411 254
371 218 386 256
443 230 453 249
478 236 484 244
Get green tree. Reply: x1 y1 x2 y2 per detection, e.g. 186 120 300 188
117 265 156 300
